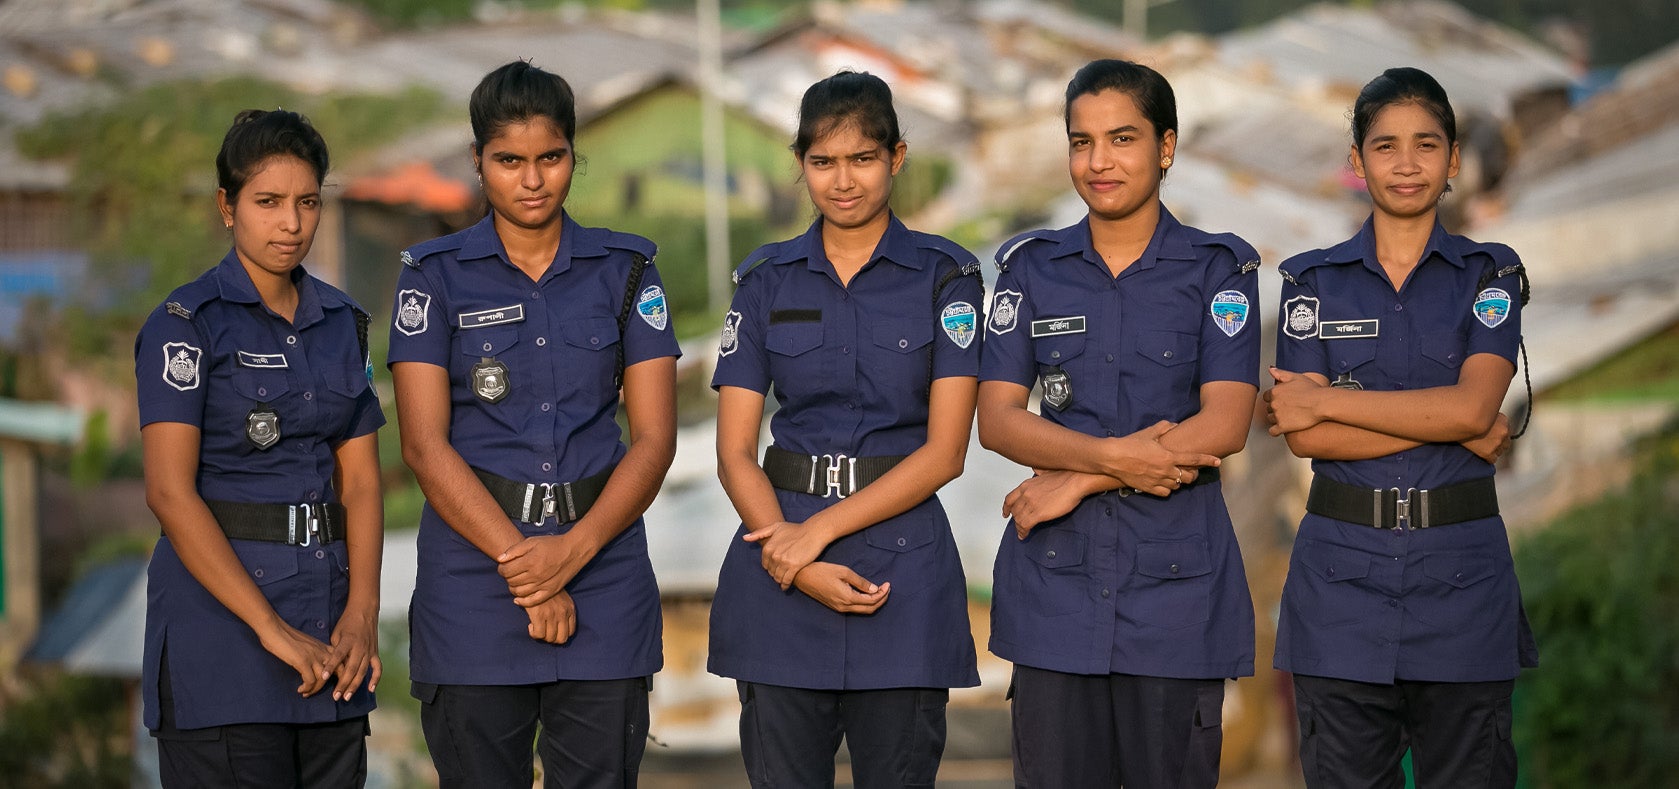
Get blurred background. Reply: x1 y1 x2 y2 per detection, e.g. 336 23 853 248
1 0 1675 786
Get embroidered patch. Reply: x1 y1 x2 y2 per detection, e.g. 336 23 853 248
1318 319 1379 339
395 289 431 336
941 302 976 349
236 351 288 369
458 304 525 329
1030 316 1086 338
719 310 742 357
1282 295 1319 341
1209 291 1250 338
990 290 1023 335
636 285 668 331
162 342 202 391
1473 288 1511 329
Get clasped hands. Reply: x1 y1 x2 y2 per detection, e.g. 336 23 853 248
496 532 595 645
743 520 891 615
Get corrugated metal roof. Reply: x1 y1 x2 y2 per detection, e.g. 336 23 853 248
0 396 84 444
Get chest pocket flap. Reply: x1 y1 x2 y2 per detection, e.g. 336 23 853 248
1329 339 1377 375
863 513 937 553
325 364 370 397
1301 541 1372 583
766 322 823 357
231 542 300 587
561 317 618 352
1033 333 1086 366
462 327 521 356
1419 330 1467 369
1026 529 1086 569
1135 539 1213 580
231 368 291 401
871 319 932 354
1135 330 1197 368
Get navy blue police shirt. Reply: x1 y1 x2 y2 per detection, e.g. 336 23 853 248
707 215 982 690
979 205 1259 679
387 213 679 686
1273 217 1538 684
135 251 384 730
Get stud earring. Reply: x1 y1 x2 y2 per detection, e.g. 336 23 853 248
1161 157 1173 168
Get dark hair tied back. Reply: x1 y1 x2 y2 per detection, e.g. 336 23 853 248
1063 59 1177 138
470 60 578 153
793 71 902 159
216 109 329 199
1351 67 1457 148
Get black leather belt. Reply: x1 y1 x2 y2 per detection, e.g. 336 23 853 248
474 466 613 524
762 445 906 499
1307 475 1499 529
205 500 346 545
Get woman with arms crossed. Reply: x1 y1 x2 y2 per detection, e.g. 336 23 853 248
709 71 982 788
977 59 1260 788
388 61 678 788
1267 67 1533 788
137 109 384 787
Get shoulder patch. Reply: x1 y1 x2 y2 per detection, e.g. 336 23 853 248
994 229 1056 273
1282 295 1319 340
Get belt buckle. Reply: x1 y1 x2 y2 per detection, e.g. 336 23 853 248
538 483 559 522
294 503 319 547
1390 487 1414 530
820 453 854 499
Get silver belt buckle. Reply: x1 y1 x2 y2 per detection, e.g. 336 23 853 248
538 482 559 522
820 453 853 499
1390 487 1411 530
296 503 318 547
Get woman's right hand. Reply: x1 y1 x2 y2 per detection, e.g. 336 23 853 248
792 562 890 614
525 590 578 644
1461 412 1512 464
1104 421 1218 496
258 623 334 697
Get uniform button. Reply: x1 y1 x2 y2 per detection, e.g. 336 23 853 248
842 346 850 354
287 336 297 345
590 337 600 345
1394 304 1403 312
1050 351 1061 359
1163 350 1174 359
846 402 856 410
1169 563 1181 574
1104 508 1113 516
531 291 540 298
1101 588 1111 598
541 403 551 412
315 550 325 559
840 292 849 301
1393 556 1401 561
1326 566 1336 577
316 620 326 630
308 491 319 501
898 338 908 349
253 568 264 579
257 387 268 396
482 342 493 351
1104 430 1114 437
897 537 907 547
303 391 313 400
1337 361 1349 371
1046 550 1058 559
1105 353 1114 362
1387 599 1399 607
1454 572 1464 581
1447 353 1457 362
541 462 552 472
536 337 547 347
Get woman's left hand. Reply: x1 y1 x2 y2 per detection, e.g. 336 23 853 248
743 520 829 590
325 603 381 701
1266 367 1331 435
497 534 594 606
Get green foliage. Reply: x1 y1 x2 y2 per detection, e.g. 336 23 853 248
14 77 445 336
1541 323 1679 403
0 674 129 789
67 409 109 489
1513 420 1679 785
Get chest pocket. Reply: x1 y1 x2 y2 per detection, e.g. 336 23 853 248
231 367 291 402
561 317 619 352
324 364 369 398
461 327 521 358
870 319 932 355
766 322 823 357
1033 332 1087 369
1128 329 1199 417
1328 338 1378 377
1419 330 1467 370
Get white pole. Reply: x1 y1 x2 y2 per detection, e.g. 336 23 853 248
698 0 731 312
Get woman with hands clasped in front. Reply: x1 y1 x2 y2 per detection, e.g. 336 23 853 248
1267 67 1534 788
136 109 383 787
708 71 981 788
976 59 1260 788
388 61 678 788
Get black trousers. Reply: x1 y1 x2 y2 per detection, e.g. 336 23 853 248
1293 674 1516 789
1008 665 1224 789
153 649 368 788
416 678 650 789
737 681 949 789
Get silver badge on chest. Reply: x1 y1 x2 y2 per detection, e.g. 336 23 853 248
1041 366 1072 412
246 404 280 450
472 357 510 403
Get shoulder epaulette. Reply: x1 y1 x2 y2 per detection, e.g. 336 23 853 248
994 229 1056 273
1278 248 1334 282
401 232 468 270
599 229 657 261
161 276 218 320
1194 232 1261 275
732 239 795 284
912 232 981 274
1473 242 1529 306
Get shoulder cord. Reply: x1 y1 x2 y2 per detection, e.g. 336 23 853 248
354 309 370 367
615 254 650 390
1477 265 1534 439
927 265 981 394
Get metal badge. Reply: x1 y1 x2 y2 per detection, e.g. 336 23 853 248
1331 372 1364 390
472 357 510 403
1041 366 1072 412
246 403 280 450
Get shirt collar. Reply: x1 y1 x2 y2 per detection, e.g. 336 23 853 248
213 249 338 328
779 213 923 273
1324 215 1467 270
456 212 581 277
1054 204 1195 273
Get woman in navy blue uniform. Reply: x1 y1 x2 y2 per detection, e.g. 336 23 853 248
387 61 678 788
135 109 385 787
1267 67 1534 787
708 71 982 788
977 59 1260 787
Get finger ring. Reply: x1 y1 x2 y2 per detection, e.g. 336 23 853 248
1174 469 1183 484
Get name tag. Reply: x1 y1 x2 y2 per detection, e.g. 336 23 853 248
236 351 289 368
459 304 525 329
1030 316 1086 337
1318 319 1379 339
